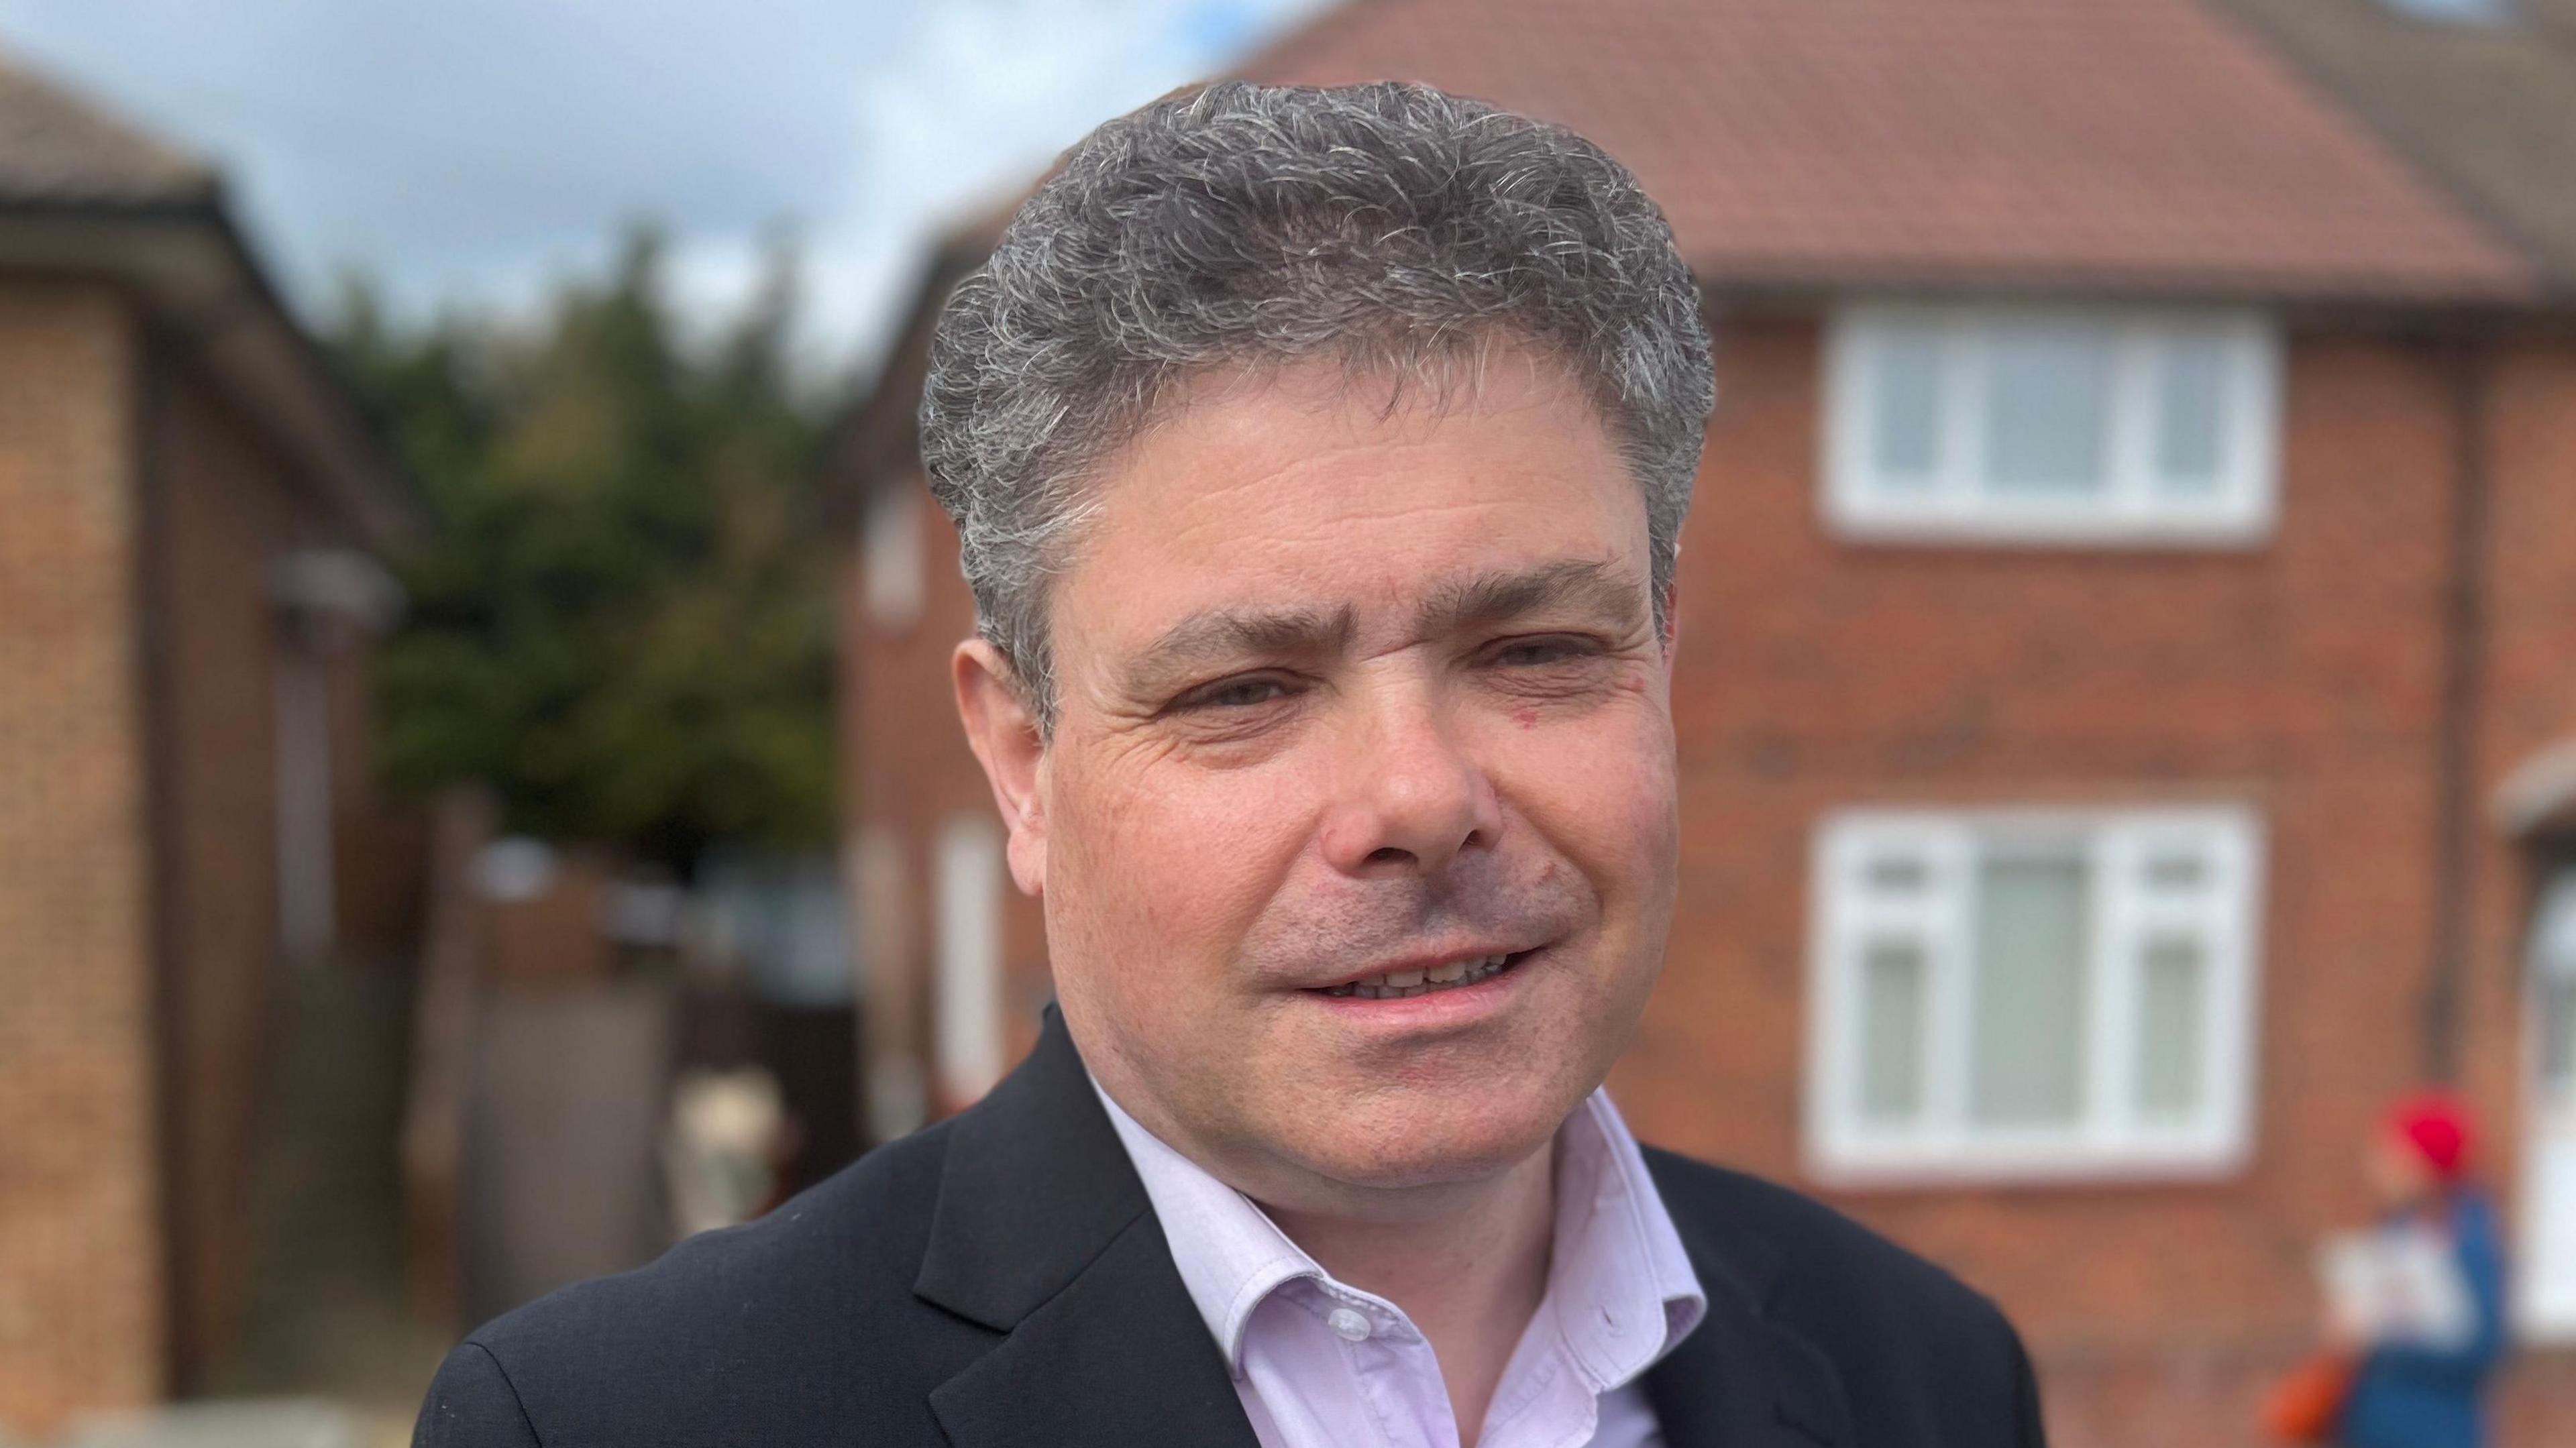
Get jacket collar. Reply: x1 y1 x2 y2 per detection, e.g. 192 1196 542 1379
915 1007 1261 1448
913 1005 1150 1330
912 1007 1852 1448
1642 1154 1858 1447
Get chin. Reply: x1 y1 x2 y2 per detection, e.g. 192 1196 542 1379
1276 1078 1577 1192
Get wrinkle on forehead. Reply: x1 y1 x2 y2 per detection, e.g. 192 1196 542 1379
1059 342 1654 714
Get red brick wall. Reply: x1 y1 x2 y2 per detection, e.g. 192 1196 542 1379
839 314 2576 1443
148 357 427 1382
2469 335 2576 1131
150 364 305 1384
843 480 1051 1131
0 281 165 1433
327 613 427 955
1635 312 2459 1313
1606 315 2576 1442
0 284 416 1433
2465 338 2576 1445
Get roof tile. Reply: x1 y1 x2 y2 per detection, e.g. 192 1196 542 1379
1243 0 2538 302
0 50 215 206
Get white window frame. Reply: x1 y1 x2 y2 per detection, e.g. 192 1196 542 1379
1821 302 2282 545
862 476 926 631
1805 805 2265 1185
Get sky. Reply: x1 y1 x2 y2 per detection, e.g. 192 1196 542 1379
0 0 1330 374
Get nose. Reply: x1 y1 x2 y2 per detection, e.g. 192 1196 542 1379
1317 684 1503 877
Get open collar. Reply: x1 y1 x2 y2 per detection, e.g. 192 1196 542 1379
1085 1076 1318 1378
1090 1070 1709 1401
910 1007 1852 1448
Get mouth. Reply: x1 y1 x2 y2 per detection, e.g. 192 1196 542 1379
1306 949 1537 1001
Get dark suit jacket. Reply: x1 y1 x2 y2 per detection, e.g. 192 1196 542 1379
415 1009 2046 1446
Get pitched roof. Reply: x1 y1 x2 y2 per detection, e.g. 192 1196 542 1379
0 52 213 205
2205 0 2576 296
1236 0 2538 304
0 48 415 545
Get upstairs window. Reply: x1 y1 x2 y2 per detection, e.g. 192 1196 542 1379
1823 304 2281 545
863 477 926 630
1807 806 2265 1182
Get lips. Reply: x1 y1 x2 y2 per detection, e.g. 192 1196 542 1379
1309 950 1530 1000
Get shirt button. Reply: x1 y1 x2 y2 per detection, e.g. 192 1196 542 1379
1326 1306 1373 1343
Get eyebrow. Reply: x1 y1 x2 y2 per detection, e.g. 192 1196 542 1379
1410 558 1648 641
1122 603 1358 698
1120 557 1648 701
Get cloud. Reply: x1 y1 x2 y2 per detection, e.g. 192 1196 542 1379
0 0 1328 369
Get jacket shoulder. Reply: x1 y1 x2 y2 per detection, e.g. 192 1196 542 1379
441 1122 989 1447
1642 1147 2043 1442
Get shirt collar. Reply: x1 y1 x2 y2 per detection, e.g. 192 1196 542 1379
1089 1074 1707 1388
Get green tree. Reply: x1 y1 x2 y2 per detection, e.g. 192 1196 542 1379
337 223 838 872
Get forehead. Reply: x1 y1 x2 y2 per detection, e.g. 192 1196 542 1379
1050 354 1650 654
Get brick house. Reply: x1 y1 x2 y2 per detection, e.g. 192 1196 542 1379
0 55 419 1434
832 1 2576 1441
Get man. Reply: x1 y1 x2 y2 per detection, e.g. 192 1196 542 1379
416 81 2045 1447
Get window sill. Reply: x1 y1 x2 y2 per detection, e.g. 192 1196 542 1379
1804 1135 2253 1191
1819 500 2277 549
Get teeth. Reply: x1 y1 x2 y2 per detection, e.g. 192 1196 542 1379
1321 952 1521 1000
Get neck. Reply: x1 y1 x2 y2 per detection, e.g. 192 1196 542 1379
1262 1140 1558 1446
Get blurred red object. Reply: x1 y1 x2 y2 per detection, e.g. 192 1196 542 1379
2384 1091 2477 1182
2259 1353 2355 1443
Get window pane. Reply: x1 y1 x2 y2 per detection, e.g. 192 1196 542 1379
1970 852 2092 1126
1866 854 1929 893
1869 329 1943 486
1984 325 2110 496
2136 935 2207 1118
863 480 927 628
2143 851 2208 891
1858 939 1929 1122
2542 977 2576 1091
2153 338 2230 494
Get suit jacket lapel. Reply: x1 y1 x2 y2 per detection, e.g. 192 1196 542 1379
911 1009 1851 1448
914 1007 1260 1448
1642 1161 1858 1448
928 1211 1261 1448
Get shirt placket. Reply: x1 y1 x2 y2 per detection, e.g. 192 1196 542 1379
1316 1285 1454 1448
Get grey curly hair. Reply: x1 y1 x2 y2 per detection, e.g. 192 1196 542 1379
918 79 1713 732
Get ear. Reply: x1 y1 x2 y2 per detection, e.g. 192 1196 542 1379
953 638 1049 896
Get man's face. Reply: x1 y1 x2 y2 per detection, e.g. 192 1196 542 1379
956 351 1680 1211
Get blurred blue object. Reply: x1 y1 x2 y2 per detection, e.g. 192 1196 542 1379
696 848 858 1006
2339 1190 2510 1448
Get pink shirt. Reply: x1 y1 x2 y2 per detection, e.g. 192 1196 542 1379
1093 1081 1707 1448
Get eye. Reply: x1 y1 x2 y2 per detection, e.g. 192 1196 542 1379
1489 634 1603 667
1173 673 1297 712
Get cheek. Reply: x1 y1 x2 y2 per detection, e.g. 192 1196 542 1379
1495 708 1678 912
1051 750 1315 990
